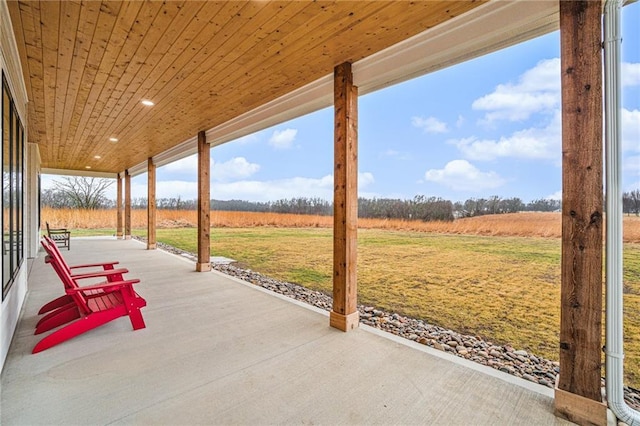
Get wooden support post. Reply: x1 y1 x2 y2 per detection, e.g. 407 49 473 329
124 169 132 240
116 174 123 239
330 62 359 332
196 130 211 272
147 158 156 250
555 1 606 425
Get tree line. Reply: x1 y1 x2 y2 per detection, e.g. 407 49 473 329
624 189 640 216
42 177 640 220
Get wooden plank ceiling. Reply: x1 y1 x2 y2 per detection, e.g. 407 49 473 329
8 0 484 173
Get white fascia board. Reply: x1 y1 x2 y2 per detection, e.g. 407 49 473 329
125 162 149 177
142 0 558 170
353 0 559 94
41 168 118 179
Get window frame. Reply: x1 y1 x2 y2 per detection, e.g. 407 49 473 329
2 72 25 300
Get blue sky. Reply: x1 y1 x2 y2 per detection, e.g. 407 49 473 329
48 5 640 204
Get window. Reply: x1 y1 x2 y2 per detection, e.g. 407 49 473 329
2 72 24 300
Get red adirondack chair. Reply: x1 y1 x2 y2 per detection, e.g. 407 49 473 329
43 235 121 276
37 238 129 316
35 238 141 331
33 242 146 354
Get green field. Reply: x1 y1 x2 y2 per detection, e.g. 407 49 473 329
83 226 639 387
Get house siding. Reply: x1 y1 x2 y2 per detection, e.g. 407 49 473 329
1 0 32 371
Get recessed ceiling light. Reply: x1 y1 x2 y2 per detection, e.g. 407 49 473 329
109 137 118 142
141 99 154 106
94 155 101 159
85 166 91 169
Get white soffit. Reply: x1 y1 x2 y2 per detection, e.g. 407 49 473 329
41 168 118 179
132 0 559 175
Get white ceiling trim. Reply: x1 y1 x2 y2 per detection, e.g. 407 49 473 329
42 168 118 179
128 0 559 177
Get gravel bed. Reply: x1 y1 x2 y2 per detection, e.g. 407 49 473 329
137 237 640 411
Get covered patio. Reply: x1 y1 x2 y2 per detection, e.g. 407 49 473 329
2 0 634 423
1 238 569 425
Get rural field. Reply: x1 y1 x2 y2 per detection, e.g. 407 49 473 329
43 208 640 387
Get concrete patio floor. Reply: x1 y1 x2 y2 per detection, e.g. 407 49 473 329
1 238 572 425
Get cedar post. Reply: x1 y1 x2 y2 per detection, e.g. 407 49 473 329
124 169 132 240
116 173 123 239
330 62 359 332
147 158 157 250
555 1 606 425
196 130 211 272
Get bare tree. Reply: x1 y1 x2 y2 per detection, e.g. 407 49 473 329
51 176 113 209
624 189 640 216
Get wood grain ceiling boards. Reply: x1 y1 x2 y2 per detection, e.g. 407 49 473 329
7 0 485 174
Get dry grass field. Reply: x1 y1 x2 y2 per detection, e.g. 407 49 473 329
42 208 640 242
41 207 640 387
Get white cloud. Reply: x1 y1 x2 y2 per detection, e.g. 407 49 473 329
212 176 333 201
472 58 560 124
133 176 331 202
135 180 197 200
379 149 411 160
622 62 640 88
465 59 637 161
450 110 561 161
471 59 638 126
622 109 640 152
132 171 375 202
359 172 375 187
424 160 505 192
162 155 197 173
211 157 260 181
161 155 261 182
625 180 640 192
547 190 562 201
268 128 298 149
456 115 465 128
40 174 57 190
41 169 376 202
209 171 374 202
624 155 640 175
411 116 448 133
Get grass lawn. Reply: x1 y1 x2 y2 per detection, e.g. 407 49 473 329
124 228 640 388
77 226 640 388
